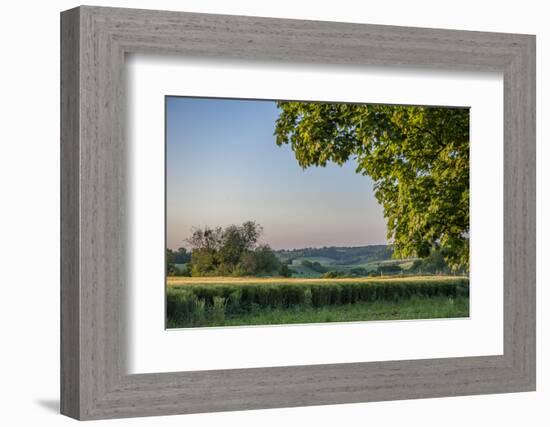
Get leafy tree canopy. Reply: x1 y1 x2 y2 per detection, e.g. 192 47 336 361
184 221 283 277
274 102 469 271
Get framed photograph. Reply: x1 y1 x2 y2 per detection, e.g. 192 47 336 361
60 5 536 420
164 96 470 330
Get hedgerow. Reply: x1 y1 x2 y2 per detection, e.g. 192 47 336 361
166 278 468 327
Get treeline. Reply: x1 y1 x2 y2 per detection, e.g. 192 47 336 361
300 252 465 278
168 222 467 278
318 264 403 278
167 247 191 264
166 248 191 275
169 221 291 277
320 256 465 279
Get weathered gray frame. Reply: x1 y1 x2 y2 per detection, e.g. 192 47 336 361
60 5 536 420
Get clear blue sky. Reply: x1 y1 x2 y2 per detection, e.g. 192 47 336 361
166 97 386 250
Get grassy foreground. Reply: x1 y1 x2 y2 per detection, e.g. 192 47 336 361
167 296 468 328
166 276 469 328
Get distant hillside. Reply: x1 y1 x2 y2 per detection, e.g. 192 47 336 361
275 245 393 266
273 245 407 278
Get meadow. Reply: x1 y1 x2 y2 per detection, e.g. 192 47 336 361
166 276 469 328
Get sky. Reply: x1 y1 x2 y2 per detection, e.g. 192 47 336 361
166 97 387 251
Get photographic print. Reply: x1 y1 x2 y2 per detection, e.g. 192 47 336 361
166 97 470 329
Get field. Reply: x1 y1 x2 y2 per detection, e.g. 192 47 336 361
274 245 407 277
285 257 416 277
166 276 469 328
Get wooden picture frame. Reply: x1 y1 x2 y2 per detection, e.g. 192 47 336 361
60 5 536 420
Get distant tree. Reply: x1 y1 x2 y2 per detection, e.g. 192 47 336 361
166 249 178 276
174 247 191 264
251 244 280 274
274 102 469 271
278 264 292 277
240 221 263 249
349 267 369 276
186 226 223 252
377 264 403 275
166 247 193 276
235 251 258 276
186 221 281 277
218 225 247 267
218 221 263 267
301 260 327 273
189 248 219 276
409 249 460 275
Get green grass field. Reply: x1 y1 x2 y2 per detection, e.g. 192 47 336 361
186 296 469 328
166 276 469 328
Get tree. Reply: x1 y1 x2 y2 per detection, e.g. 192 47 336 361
274 102 469 271
189 248 218 276
376 264 403 275
251 244 280 274
218 221 263 267
278 263 292 277
186 221 281 276
175 247 191 264
240 220 263 249
235 251 258 276
301 260 327 273
186 226 223 252
410 249 459 275
166 248 176 265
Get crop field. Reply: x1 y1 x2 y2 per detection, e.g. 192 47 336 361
167 275 462 286
166 276 469 328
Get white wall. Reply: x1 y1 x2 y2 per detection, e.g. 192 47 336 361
0 0 547 425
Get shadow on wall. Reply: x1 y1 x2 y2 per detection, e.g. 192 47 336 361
35 399 59 414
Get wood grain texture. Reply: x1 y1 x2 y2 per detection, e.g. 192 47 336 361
60 7 80 419
60 5 536 420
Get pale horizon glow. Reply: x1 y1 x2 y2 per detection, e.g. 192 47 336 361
166 97 387 250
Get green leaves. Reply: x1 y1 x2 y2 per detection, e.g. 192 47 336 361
274 102 470 271
186 221 283 276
